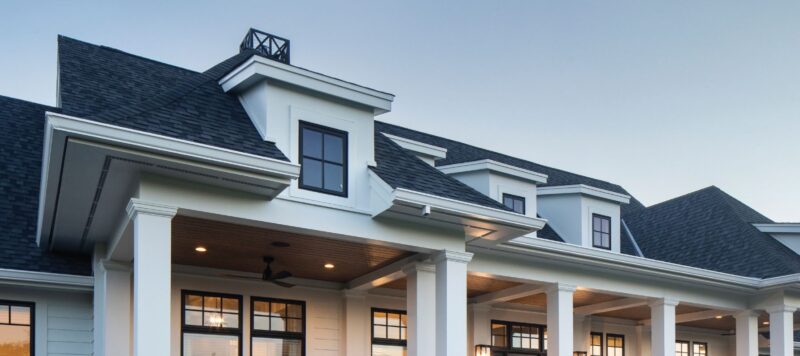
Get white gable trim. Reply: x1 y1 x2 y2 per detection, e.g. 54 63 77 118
437 159 548 185
538 184 630 204
382 133 447 160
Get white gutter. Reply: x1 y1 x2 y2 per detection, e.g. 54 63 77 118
0 268 93 291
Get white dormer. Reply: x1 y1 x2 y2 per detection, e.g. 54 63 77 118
537 185 630 252
218 31 395 211
383 133 447 166
437 159 548 220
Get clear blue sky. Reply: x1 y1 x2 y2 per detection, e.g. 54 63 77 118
1 1 798 220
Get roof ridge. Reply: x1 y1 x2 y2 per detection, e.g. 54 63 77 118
57 35 200 76
375 120 626 190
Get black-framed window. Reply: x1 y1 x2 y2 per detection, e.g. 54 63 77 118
299 121 348 196
181 290 242 356
502 193 526 214
371 308 407 356
692 342 708 356
675 340 690 356
251 297 305 356
0 300 34 356
590 332 603 356
490 320 547 355
606 334 624 356
592 214 612 249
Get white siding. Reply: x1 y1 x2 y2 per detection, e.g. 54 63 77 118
0 286 93 356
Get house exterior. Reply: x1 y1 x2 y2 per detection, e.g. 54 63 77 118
1 29 799 356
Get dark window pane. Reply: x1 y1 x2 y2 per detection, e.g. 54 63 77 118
514 200 524 214
503 196 513 207
602 218 610 232
323 163 344 192
302 158 323 188
593 216 602 230
302 129 323 159
492 334 506 347
222 298 238 314
324 134 344 163
271 303 287 317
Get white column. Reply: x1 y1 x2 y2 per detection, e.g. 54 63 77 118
767 305 796 356
546 283 576 356
94 245 133 356
127 199 177 356
433 250 473 356
469 304 492 356
404 262 437 356
649 298 679 356
344 290 369 356
734 310 759 356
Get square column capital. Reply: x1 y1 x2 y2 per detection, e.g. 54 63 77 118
648 297 680 308
546 283 577 295
765 305 798 314
432 250 473 265
734 310 761 320
126 198 178 220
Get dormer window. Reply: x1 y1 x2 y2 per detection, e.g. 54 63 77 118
299 121 348 196
502 194 526 214
592 214 611 250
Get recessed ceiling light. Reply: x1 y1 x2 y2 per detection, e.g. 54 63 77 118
324 263 335 269
715 315 723 319
763 321 770 325
195 246 207 253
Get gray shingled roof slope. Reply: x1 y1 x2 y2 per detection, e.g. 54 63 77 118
372 132 511 210
623 186 800 278
374 121 646 216
58 36 288 161
0 96 92 275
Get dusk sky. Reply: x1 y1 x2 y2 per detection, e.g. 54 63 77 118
1 0 798 221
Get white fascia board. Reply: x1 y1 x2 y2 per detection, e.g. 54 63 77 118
493 237 765 291
219 56 395 114
0 268 93 291
437 159 549 185
44 112 301 178
382 133 447 160
537 184 631 204
753 223 800 234
392 187 547 231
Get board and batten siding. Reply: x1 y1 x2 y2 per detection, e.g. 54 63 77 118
0 287 93 356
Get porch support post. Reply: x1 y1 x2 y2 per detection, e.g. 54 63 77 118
93 246 133 356
344 290 369 356
546 283 576 356
127 199 177 356
767 305 796 356
734 310 759 356
433 250 473 356
404 262 437 356
469 304 492 356
649 298 679 356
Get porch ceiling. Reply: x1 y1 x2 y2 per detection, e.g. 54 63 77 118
171 215 413 283
507 289 627 308
594 304 708 320
380 274 524 298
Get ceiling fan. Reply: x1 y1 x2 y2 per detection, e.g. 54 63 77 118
224 256 295 288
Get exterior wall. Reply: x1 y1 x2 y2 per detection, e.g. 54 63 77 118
448 171 539 217
0 286 93 356
239 80 376 212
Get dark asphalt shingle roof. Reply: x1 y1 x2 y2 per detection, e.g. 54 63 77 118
0 96 92 275
58 36 288 161
374 121 646 216
372 132 511 211
623 186 800 278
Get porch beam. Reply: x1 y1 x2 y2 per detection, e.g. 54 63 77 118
573 297 647 315
346 254 426 290
641 309 728 325
469 283 547 305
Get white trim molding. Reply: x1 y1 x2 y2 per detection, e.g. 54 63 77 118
0 268 93 291
537 184 631 204
438 159 548 185
432 250 474 264
126 199 178 220
219 55 395 114
382 133 447 161
753 223 800 234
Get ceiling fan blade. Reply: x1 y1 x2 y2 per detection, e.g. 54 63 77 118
272 270 292 280
221 274 262 281
272 280 295 288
